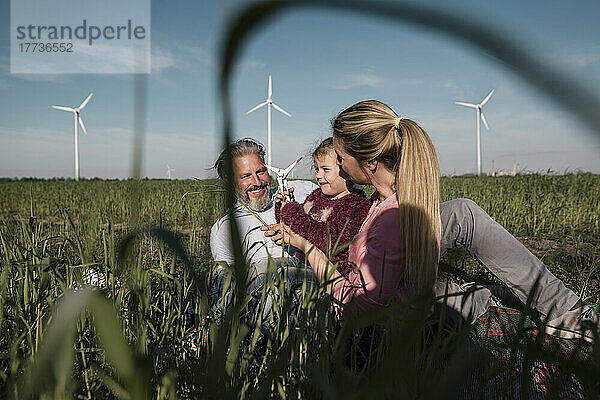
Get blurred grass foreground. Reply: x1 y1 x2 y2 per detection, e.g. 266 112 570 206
3 0 600 398
1 175 599 398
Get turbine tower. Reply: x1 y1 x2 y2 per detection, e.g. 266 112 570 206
166 164 175 179
52 93 93 181
246 75 291 166
455 89 494 176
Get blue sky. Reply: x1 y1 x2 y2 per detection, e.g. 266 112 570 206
1 0 600 179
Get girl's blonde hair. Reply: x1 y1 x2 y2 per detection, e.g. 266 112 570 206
332 100 440 298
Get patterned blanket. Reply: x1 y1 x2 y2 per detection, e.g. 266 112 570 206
465 306 592 399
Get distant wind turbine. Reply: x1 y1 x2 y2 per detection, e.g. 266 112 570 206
166 165 175 179
246 75 291 166
455 89 494 176
52 93 93 181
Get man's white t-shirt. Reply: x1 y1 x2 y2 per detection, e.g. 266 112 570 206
210 180 318 267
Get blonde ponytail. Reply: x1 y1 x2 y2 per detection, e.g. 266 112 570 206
332 100 440 300
395 120 440 298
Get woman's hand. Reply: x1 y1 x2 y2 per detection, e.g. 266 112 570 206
261 222 307 251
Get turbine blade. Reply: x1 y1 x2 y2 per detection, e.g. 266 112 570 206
78 116 88 135
79 93 93 109
455 101 477 108
284 157 303 174
480 89 495 106
246 101 268 114
481 113 490 130
272 103 291 117
52 105 75 112
268 75 272 98
261 162 282 174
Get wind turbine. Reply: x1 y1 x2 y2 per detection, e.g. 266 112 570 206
455 89 494 176
261 157 303 199
52 93 93 181
166 165 175 179
246 75 291 166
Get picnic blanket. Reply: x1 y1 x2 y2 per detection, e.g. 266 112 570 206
464 306 591 400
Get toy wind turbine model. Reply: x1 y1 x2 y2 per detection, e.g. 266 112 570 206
455 89 494 176
261 157 303 199
246 75 291 166
52 93 93 181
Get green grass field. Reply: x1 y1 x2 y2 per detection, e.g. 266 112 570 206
0 174 599 398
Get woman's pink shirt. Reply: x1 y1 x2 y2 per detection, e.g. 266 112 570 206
333 195 408 320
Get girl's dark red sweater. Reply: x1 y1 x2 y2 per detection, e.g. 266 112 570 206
275 189 370 278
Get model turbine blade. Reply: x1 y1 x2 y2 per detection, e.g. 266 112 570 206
79 93 93 109
246 101 268 114
480 89 495 106
455 101 477 108
481 112 490 130
272 103 291 117
283 157 303 175
78 116 88 135
52 105 75 112
260 162 283 175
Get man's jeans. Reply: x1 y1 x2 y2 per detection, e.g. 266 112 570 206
208 257 320 334
436 198 580 322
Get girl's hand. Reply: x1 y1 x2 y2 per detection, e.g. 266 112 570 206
261 222 307 250
284 187 295 202
274 187 295 206
274 189 285 206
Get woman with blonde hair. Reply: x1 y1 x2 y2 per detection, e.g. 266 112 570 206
263 100 597 339
264 99 441 320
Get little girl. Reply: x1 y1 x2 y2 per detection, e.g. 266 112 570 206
275 137 370 278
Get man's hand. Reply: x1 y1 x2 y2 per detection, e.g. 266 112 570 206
262 222 343 292
261 222 306 250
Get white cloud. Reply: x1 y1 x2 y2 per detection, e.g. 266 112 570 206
104 127 135 137
440 79 465 98
0 126 71 144
0 54 70 83
150 43 214 73
174 43 212 65
151 48 181 72
7 73 70 83
70 42 149 73
330 72 384 89
166 42 263 73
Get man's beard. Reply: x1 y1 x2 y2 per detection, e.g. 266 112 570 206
237 183 271 211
